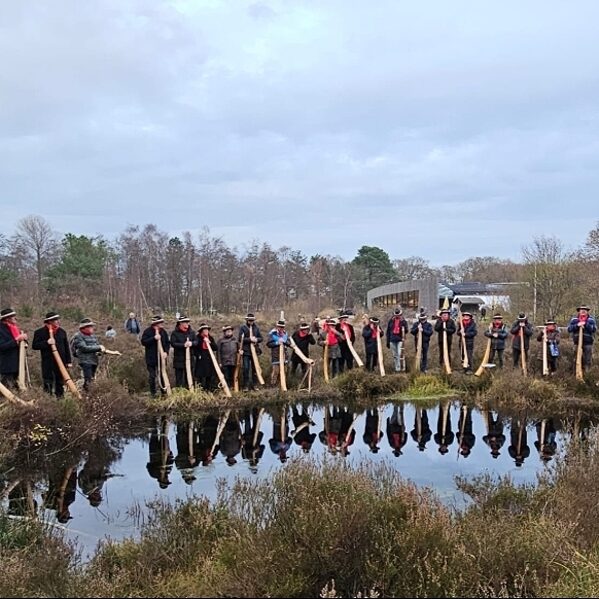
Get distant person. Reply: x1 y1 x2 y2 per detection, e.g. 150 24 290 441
124 312 141 336
410 313 433 373
266 320 291 385
457 312 477 374
386 308 408 372
319 317 343 378
567 305 597 373
484 314 508 369
238 314 263 391
140 315 170 397
480 306 487 322
194 324 218 391
169 316 195 388
434 309 456 369
510 313 534 370
290 322 315 376
71 318 106 391
217 325 239 388
105 325 117 340
337 313 356 372
537 319 560 375
362 316 383 372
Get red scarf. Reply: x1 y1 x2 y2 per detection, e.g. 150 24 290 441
492 321 502 329
6 322 20 340
392 317 401 335
202 335 210 350
324 324 338 346
547 324 556 332
46 323 59 334
462 318 471 329
341 322 351 337
299 330 308 338
579 313 588 324
327 432 338 447
370 324 379 339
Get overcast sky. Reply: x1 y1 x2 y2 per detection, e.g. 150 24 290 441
1 0 598 264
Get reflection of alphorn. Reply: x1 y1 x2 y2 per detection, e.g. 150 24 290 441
540 326 549 376
279 343 287 392
48 329 81 399
249 325 265 385
376 329 386 377
156 337 172 396
0 380 28 405
415 325 423 373
323 343 330 382
341 413 359 450
442 324 452 375
539 419 547 454
440 402 449 438
576 325 584 381
458 310 469 369
519 327 528 376
457 405 468 458
233 333 244 393
211 410 231 454
474 326 492 377
206 342 232 397
18 341 27 391
185 346 194 390
252 408 265 447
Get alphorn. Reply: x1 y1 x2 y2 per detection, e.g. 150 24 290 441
48 329 81 399
415 324 423 373
289 337 314 392
323 342 330 382
18 340 28 391
343 325 364 367
576 324 585 381
156 337 172 396
376 326 386 376
279 343 287 392
458 309 469 369
249 324 265 385
206 342 232 397
442 323 452 375
474 325 492 377
0 380 28 405
539 326 549 376
233 333 244 393
519 327 528 377
185 345 194 390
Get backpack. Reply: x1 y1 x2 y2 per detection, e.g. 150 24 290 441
70 333 81 360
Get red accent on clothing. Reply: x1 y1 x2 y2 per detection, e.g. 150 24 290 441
328 432 338 447
391 432 401 448
46 323 59 333
580 314 588 324
81 328 93 336
327 330 338 346
547 324 556 332
492 322 502 329
6 322 20 340
299 330 308 338
341 322 351 336
392 317 401 335
370 325 379 339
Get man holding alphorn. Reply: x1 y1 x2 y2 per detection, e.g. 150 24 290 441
0 308 28 389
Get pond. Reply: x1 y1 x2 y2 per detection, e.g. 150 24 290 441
0 400 583 559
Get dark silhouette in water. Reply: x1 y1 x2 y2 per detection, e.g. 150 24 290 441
482 410 506 459
146 417 174 489
363 408 383 453
386 405 407 457
197 414 220 466
508 414 530 467
535 418 557 463
338 408 358 456
220 412 242 467
434 402 454 455
319 406 344 455
43 465 77 523
269 406 292 462
7 481 37 517
291 405 316 454
79 437 121 506
175 420 199 484
241 408 266 471
411 408 432 452
457 406 476 458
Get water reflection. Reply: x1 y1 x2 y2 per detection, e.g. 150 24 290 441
434 402 454 455
147 417 174 489
508 414 530 467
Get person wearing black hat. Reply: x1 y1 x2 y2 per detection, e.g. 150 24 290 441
434 402 454 455
241 407 266 470
141 316 170 396
266 320 291 385
484 314 509 369
170 316 196 388
362 316 384 372
290 322 316 376
537 319 561 374
482 410 506 460
269 406 292 462
337 314 357 372
217 325 239 388
194 324 218 390
508 414 530 467
71 318 106 391
457 405 476 458
433 309 456 369
291 404 316 454
220 412 243 467
32 312 72 397
510 313 534 370
238 314 263 391
43 464 77 524
0 308 28 388
386 405 407 457
411 408 432 452
534 418 557 463
410 313 434 373
146 416 174 489
567 306 597 373
363 408 383 453
387 308 409 372
457 312 477 374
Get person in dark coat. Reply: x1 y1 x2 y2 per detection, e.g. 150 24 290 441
508 414 530 467
290 322 315 376
238 313 263 391
338 407 357 456
483 314 509 369
362 316 384 372
319 317 343 379
170 316 196 388
146 417 174 489
510 312 534 370
434 402 454 455
410 313 434 373
32 311 72 397
0 307 28 388
482 410 506 459
217 325 239 388
457 312 477 374
71 318 106 391
291 404 316 453
194 324 218 391
567 305 597 373
363 408 383 453
434 309 456 369
534 418 557 463
266 320 291 385
175 420 199 484
411 408 432 452
241 408 265 470
457 405 476 457
140 315 170 397
124 312 141 336
387 405 407 457
537 319 561 374
338 314 357 372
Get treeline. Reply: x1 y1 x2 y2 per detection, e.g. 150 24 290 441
0 215 598 320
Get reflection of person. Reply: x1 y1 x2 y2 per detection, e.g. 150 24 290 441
291 405 316 453
43 465 77 523
241 408 265 471
457 406 476 457
386 405 407 457
411 409 432 451
32 312 72 397
146 417 174 489
363 409 383 453
339 408 358 456
510 313 534 370
175 420 199 484
197 415 220 466
319 406 344 455
482 410 506 459
78 438 119 506
508 415 530 467
220 412 242 467
434 402 454 455
535 419 557 463
269 406 292 462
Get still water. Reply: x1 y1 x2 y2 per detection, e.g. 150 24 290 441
0 401 576 558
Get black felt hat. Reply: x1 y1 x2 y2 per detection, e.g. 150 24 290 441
518 312 527 320
245 313 256 320
177 315 191 324
577 305 591 312
151 315 164 325
44 311 60 322
493 314 503 319
393 308 403 315
0 308 16 320
299 322 310 330
369 316 380 324
79 317 95 328
276 319 286 327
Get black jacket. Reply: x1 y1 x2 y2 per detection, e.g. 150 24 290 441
0 321 20 374
386 317 409 344
510 321 534 351
457 320 477 348
433 318 457 345
141 327 170 366
291 330 316 357
238 324 263 356
410 321 434 347
483 324 509 350
194 334 218 377
32 326 71 372
362 324 383 354
170 327 196 368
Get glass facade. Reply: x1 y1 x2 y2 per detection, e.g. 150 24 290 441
373 290 420 309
